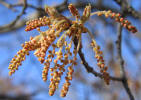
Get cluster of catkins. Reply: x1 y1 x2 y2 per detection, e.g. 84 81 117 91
8 3 137 97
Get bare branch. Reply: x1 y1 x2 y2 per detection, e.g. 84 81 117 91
113 0 141 19
0 0 17 11
0 0 27 32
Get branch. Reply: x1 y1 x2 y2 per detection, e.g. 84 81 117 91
0 0 27 32
73 37 122 82
0 0 17 12
0 89 39 100
11 3 44 12
114 1 135 99
116 24 135 100
113 0 141 19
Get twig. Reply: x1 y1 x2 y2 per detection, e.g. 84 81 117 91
113 0 141 19
73 37 122 82
0 0 17 12
12 3 44 12
0 0 27 31
116 24 135 100
115 1 135 99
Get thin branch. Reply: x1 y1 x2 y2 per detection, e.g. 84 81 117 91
113 0 141 19
73 37 122 82
0 0 27 31
12 3 44 12
116 24 135 100
0 0 17 12
0 89 40 100
114 1 135 99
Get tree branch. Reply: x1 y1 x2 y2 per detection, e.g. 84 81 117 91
0 0 27 32
113 0 141 19
114 1 135 99
73 37 122 82
116 24 135 100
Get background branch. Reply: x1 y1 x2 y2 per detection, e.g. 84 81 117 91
113 0 141 19
0 0 27 33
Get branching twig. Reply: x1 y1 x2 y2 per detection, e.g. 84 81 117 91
0 0 17 11
0 0 27 31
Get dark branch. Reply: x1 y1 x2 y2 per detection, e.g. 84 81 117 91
114 1 135 99
113 0 141 19
116 24 135 100
0 0 27 32
73 37 122 82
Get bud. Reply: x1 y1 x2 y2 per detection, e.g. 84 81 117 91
68 4 80 19
81 4 91 23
